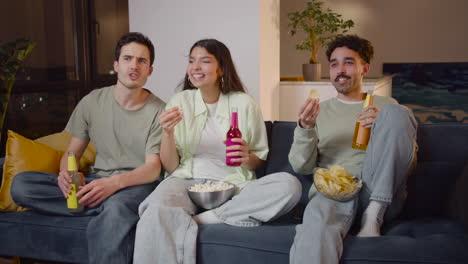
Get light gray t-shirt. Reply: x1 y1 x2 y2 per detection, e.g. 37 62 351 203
315 96 397 177
289 95 397 179
65 85 165 176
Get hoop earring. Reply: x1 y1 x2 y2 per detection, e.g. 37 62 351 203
220 76 225 90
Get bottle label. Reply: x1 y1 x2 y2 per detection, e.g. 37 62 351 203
67 184 78 209
352 93 374 150
68 155 78 171
226 138 241 166
355 125 371 145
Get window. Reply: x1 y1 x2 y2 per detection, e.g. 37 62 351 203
0 0 129 153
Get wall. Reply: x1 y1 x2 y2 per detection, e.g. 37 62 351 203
281 0 468 78
129 0 280 120
260 0 280 120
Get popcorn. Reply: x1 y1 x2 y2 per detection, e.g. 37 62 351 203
189 181 233 192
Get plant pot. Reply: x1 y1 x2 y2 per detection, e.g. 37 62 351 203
302 63 322 81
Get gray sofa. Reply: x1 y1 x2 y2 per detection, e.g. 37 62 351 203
1 122 468 264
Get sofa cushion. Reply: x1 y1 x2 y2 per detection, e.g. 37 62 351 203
0 130 98 212
448 162 468 229
254 121 272 178
198 222 295 264
0 211 90 263
402 124 468 220
0 131 62 211
265 121 312 207
196 217 468 264
342 218 468 263
35 130 96 175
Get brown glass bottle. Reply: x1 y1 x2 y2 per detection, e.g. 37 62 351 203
352 93 374 150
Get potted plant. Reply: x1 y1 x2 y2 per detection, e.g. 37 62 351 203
288 0 354 81
0 38 35 141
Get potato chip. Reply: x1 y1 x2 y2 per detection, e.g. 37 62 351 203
308 89 320 99
313 165 362 201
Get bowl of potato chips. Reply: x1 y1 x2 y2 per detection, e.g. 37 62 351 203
313 165 362 202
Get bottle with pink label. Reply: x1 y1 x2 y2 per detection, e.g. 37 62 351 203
226 107 242 166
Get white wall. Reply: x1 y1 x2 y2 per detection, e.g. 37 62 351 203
260 0 280 120
130 0 259 101
129 0 279 119
281 0 468 78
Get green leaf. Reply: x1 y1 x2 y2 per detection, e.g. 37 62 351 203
287 0 354 61
0 37 35 141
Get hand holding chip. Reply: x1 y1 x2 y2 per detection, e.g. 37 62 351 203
298 89 321 129
160 107 183 135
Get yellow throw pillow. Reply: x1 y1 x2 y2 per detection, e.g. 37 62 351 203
36 130 96 175
0 130 63 211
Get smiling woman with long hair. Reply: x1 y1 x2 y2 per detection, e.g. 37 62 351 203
133 39 302 264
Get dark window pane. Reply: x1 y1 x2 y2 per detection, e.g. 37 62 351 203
93 0 129 76
0 0 77 81
6 88 77 140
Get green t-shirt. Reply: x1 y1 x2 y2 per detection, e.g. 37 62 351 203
65 85 166 176
289 95 397 180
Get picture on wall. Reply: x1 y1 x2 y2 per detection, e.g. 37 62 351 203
383 62 468 123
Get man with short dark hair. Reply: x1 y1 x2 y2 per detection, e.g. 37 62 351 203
288 35 418 264
11 32 165 264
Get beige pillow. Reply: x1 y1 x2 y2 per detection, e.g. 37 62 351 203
0 131 63 211
0 130 97 211
36 131 96 175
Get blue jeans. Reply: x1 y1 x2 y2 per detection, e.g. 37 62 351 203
290 103 418 264
11 172 156 264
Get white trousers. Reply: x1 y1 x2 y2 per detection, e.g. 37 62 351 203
134 172 301 264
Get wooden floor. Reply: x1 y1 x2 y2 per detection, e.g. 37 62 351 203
0 258 68 264
0 258 13 264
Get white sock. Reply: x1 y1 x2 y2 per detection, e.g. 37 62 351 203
357 200 388 237
192 210 222 225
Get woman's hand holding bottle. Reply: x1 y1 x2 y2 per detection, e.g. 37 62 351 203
226 138 250 166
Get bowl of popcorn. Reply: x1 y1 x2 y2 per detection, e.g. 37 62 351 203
313 165 362 202
188 179 235 209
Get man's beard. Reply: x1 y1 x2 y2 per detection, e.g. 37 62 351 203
333 74 352 94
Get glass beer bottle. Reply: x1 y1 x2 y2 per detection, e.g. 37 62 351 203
226 107 242 166
66 152 84 213
352 92 374 150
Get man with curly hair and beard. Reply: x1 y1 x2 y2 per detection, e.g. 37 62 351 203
288 35 418 264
